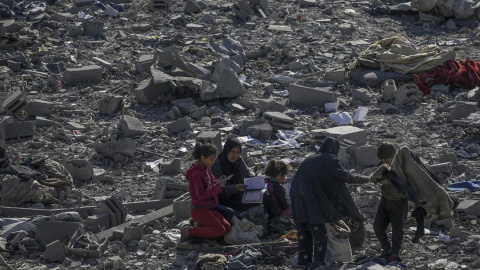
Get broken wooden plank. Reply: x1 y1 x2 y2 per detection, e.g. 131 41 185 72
92 205 173 242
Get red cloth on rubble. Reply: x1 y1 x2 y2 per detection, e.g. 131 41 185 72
413 59 480 95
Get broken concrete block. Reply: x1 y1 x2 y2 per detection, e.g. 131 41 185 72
381 79 396 102
35 221 83 244
257 98 287 114
1 90 28 115
83 21 104 36
428 162 452 174
135 55 157 74
36 116 56 127
214 64 245 99
93 140 136 158
167 118 192 134
120 116 145 137
435 218 454 229
134 77 172 104
446 18 457 30
191 105 208 119
0 121 35 139
28 99 54 116
63 65 103 84
0 19 23 34
447 101 477 122
268 25 293 32
313 126 367 146
160 159 181 174
42 240 67 262
154 179 189 199
351 88 371 104
355 146 380 167
263 111 294 130
232 2 254 20
73 0 95 6
184 0 204 13
395 83 422 105
122 223 144 242
92 57 117 72
64 121 85 131
85 212 110 233
325 69 346 84
173 192 191 221
439 153 458 166
64 159 94 181
289 84 337 106
196 131 222 153
99 95 122 115
7 60 21 72
456 200 480 217
200 81 217 101
240 118 272 141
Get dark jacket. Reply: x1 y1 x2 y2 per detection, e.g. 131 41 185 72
290 137 369 224
263 178 291 219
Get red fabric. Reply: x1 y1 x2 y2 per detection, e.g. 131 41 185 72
186 162 222 209
413 59 480 95
189 207 231 238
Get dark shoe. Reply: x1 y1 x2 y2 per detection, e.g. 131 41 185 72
180 228 190 242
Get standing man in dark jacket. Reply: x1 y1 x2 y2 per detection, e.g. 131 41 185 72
290 137 369 269
370 141 406 263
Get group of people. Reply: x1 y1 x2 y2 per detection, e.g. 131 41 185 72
182 135 455 269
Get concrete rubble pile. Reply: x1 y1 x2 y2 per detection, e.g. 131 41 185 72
0 0 479 269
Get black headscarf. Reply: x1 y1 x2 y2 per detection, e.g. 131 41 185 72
217 137 243 185
320 137 340 156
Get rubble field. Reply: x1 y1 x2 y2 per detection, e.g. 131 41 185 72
1 0 480 269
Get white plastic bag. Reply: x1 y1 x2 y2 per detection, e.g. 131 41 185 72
325 224 353 263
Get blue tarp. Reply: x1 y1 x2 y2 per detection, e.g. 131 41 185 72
447 180 480 192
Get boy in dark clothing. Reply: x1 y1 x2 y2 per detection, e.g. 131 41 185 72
370 142 407 263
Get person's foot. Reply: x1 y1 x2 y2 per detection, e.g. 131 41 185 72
180 228 190 242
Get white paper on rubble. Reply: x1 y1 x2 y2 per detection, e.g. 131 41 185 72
146 158 163 168
353 106 368 122
329 112 352 125
325 102 339 112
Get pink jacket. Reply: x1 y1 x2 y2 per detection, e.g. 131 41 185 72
185 162 222 209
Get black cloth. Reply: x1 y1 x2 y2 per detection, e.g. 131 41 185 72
211 137 253 212
263 178 290 219
296 222 328 267
373 196 408 256
290 137 369 224
411 206 426 243
0 147 44 180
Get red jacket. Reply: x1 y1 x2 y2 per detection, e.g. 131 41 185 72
185 162 222 209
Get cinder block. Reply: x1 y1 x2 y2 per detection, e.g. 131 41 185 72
456 200 480 216
154 179 189 199
257 98 287 114
160 159 181 174
122 223 144 242
28 99 54 116
355 146 380 167
428 162 452 174
42 240 67 262
109 196 128 223
36 116 56 127
167 118 192 134
150 0 173 10
133 78 171 104
448 102 477 122
83 21 104 36
325 69 346 84
63 65 103 84
1 90 28 115
173 192 191 221
240 118 272 141
85 212 110 233
0 121 35 139
313 126 367 146
99 95 122 115
263 111 294 130
382 79 396 102
120 115 145 137
196 131 222 154
289 84 337 106
395 83 422 105
63 159 94 181
135 55 157 74
35 221 83 245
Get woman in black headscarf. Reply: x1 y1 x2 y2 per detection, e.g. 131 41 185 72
290 137 369 269
211 136 253 212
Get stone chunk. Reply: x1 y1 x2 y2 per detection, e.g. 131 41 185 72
83 21 104 36
196 131 222 153
447 101 477 122
263 111 294 130
134 78 172 104
35 221 83 244
64 159 94 181
42 240 67 262
381 79 396 102
435 218 454 229
0 121 35 139
173 192 191 221
240 118 272 141
213 64 245 99
456 200 480 217
85 212 110 233
135 55 157 74
120 116 145 137
28 99 54 116
99 95 122 115
395 83 422 105
232 2 254 20
1 90 28 115
122 223 144 242
438 153 458 166
428 162 452 174
289 84 336 106
325 69 346 84
63 65 103 84
355 146 380 167
268 25 293 32
257 98 287 114
313 126 367 146
160 159 182 174
167 118 192 134
351 88 371 103
36 116 56 127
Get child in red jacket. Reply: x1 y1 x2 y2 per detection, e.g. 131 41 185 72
181 143 231 242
